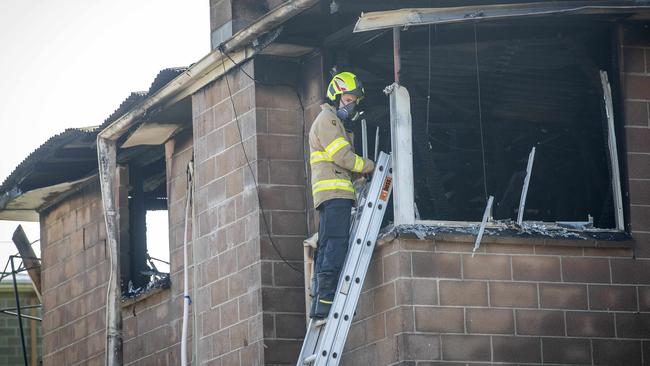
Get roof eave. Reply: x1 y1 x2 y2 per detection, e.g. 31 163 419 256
354 1 650 32
0 175 97 221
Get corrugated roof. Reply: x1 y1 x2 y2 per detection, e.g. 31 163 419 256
0 128 98 195
96 67 187 131
97 91 148 131
147 67 187 95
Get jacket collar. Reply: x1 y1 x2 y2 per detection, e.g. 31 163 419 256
321 103 337 115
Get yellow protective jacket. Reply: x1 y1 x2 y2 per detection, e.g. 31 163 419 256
309 104 374 209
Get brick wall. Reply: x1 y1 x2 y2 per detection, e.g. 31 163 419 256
190 54 322 364
342 237 650 365
622 23 650 257
0 287 40 366
209 0 283 49
39 129 193 366
192 60 265 365
255 55 318 364
40 182 109 365
339 22 650 365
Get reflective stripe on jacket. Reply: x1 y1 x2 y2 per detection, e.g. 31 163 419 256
308 104 374 208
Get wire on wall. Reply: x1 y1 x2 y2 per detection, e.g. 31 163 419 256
426 24 432 150
218 47 305 275
219 50 312 238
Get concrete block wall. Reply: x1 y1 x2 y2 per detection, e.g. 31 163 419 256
622 23 650 257
40 182 109 365
209 0 282 49
38 130 193 366
254 55 317 364
0 288 41 366
190 54 322 365
192 60 266 365
342 237 650 365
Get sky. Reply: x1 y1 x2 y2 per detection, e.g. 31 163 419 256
0 0 210 277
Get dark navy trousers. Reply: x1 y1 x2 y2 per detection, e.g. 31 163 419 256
314 198 353 301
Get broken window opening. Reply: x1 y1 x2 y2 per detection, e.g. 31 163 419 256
122 146 170 298
348 17 626 231
410 21 620 230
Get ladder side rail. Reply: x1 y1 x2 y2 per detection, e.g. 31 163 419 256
297 167 383 365
297 194 376 366
313 153 392 365
327 177 392 362
320 158 392 366
331 153 390 301
298 152 392 366
297 319 324 365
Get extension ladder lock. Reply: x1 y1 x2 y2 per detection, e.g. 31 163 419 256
298 151 394 366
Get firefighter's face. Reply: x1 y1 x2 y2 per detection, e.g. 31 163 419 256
339 94 358 108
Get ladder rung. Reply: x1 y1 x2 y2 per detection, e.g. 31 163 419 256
303 354 316 364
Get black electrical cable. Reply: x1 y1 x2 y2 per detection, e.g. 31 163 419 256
473 24 489 201
218 48 305 275
218 48 325 237
219 47 310 231
426 24 432 149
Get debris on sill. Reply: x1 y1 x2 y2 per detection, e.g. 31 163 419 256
378 219 631 243
556 215 593 230
121 272 171 301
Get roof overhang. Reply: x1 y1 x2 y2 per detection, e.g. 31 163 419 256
259 42 316 58
0 175 96 221
354 1 650 32
121 122 183 148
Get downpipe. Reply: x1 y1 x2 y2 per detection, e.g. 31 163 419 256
181 162 194 366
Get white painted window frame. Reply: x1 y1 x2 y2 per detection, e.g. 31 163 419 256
386 83 415 225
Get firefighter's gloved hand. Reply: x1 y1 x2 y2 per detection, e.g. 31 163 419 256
353 177 367 194
361 159 375 174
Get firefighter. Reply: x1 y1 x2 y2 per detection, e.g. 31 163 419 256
308 72 375 319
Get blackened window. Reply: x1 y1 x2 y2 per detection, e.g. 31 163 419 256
123 147 170 296
388 20 620 228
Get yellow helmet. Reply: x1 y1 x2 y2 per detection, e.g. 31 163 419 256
327 72 365 103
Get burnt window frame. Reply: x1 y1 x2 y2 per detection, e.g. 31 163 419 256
120 146 171 297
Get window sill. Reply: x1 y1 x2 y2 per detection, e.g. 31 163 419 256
121 287 169 308
377 221 633 249
121 274 171 308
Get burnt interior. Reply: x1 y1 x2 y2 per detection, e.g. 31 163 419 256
122 145 169 294
319 17 619 228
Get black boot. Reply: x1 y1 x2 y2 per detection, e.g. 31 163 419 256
313 273 336 319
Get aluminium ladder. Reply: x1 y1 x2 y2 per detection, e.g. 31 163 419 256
297 151 394 366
